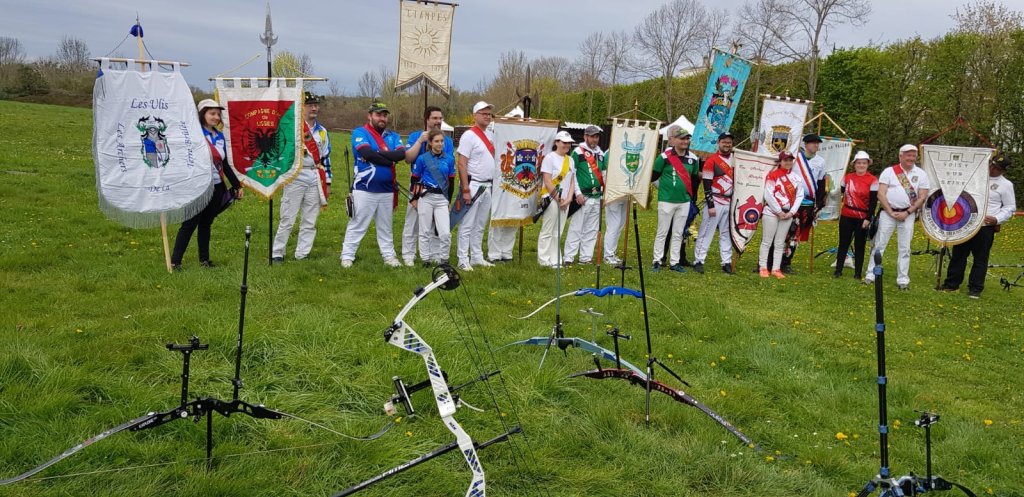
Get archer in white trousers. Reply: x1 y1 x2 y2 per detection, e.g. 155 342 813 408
273 177 321 260
563 198 601 264
653 201 690 266
340 190 397 263
603 199 627 263
456 183 491 266
694 203 732 265
537 201 568 267
402 201 440 264
416 193 451 263
758 216 792 271
865 211 915 286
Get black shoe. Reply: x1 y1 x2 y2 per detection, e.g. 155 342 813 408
721 264 734 274
669 264 687 273
752 266 761 274
272 256 284 263
680 259 692 267
780 265 794 274
968 290 981 299
200 260 216 268
832 271 842 279
171 263 183 272
651 262 661 272
939 285 959 292
693 262 704 274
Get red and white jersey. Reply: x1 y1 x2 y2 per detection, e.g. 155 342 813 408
701 152 734 205
840 172 878 220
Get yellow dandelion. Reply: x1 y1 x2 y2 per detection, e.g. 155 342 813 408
395 417 403 423
983 419 993 426
719 390 727 397
667 353 673 359
710 361 717 367
765 455 774 462
719 355 726 361
75 328 83 334
406 431 413 437
835 432 849 441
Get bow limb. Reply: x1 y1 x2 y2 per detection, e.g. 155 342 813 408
645 296 684 325
510 291 578 320
1 412 157 485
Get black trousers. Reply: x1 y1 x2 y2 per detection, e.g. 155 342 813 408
835 215 869 278
943 226 996 293
171 183 229 265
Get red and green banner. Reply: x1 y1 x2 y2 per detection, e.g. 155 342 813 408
216 79 303 198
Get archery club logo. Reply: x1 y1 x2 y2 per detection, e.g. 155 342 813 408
137 116 170 168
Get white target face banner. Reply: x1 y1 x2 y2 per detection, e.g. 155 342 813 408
920 144 992 245
729 149 777 253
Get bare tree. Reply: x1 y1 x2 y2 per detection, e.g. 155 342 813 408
699 9 732 68
953 1 1024 35
485 50 528 111
604 30 633 113
272 51 315 77
737 0 793 122
575 32 608 89
54 35 90 72
0 36 25 66
769 0 872 98
632 0 710 120
357 70 382 98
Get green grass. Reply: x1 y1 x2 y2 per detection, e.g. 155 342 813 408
0 99 1022 497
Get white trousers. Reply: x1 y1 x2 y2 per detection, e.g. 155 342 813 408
537 201 568 266
603 199 628 260
758 215 792 271
273 180 321 259
340 190 396 262
694 202 732 265
865 211 916 285
488 226 518 260
402 200 440 263
653 201 690 266
416 193 451 263
564 197 601 263
456 184 492 265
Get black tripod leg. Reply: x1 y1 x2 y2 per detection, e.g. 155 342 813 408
206 411 213 471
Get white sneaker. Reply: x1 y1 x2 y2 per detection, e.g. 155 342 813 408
605 256 622 265
384 257 402 267
403 259 415 267
473 259 494 267
458 263 474 272
341 260 353 268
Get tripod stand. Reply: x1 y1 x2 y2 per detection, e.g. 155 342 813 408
855 251 976 497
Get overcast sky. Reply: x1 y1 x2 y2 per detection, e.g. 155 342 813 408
2 0 974 94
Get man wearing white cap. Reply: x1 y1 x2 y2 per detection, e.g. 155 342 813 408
455 101 497 270
563 125 606 265
865 144 930 289
537 131 584 267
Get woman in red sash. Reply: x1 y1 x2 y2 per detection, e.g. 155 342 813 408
834 151 878 279
170 99 242 270
759 152 804 278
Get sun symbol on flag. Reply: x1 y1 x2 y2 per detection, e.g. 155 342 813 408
410 26 441 57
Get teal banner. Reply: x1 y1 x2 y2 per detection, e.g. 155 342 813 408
692 49 752 154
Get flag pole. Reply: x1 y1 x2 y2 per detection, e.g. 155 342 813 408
260 1 278 265
133 18 173 273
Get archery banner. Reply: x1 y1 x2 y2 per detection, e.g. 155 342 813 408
692 49 751 154
216 78 304 198
395 0 455 96
729 149 777 253
604 118 660 207
920 144 992 245
489 118 557 227
816 137 855 221
754 96 810 155
93 58 214 228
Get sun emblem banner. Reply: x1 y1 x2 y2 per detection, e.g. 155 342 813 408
395 0 455 96
692 49 751 154
92 58 214 228
489 118 557 227
815 137 854 222
216 78 304 199
754 96 811 155
729 149 777 253
920 144 992 245
604 118 661 207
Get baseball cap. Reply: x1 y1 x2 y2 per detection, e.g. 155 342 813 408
992 154 1011 169
803 133 823 143
583 125 602 136
472 101 494 114
196 99 224 113
554 131 575 143
899 144 917 154
718 132 734 141
368 101 390 113
778 151 795 161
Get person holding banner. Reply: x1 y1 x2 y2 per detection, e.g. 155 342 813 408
563 125 606 265
402 106 452 266
538 131 583 268
942 155 1016 298
865 144 930 290
273 92 331 262
774 133 827 273
170 99 242 270
455 101 497 271
833 151 878 280
341 102 408 268
410 130 457 266
759 152 804 278
693 132 736 274
651 126 699 272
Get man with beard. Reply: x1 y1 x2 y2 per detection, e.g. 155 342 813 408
693 132 735 274
340 102 408 268
563 125 606 265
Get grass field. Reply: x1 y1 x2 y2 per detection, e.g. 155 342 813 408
0 99 1021 497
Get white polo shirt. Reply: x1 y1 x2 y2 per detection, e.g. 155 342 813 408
987 174 1017 225
878 164 930 210
541 151 581 201
457 127 496 183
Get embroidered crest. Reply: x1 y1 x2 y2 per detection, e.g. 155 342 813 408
498 139 543 199
768 125 791 155
620 132 647 189
136 116 170 168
